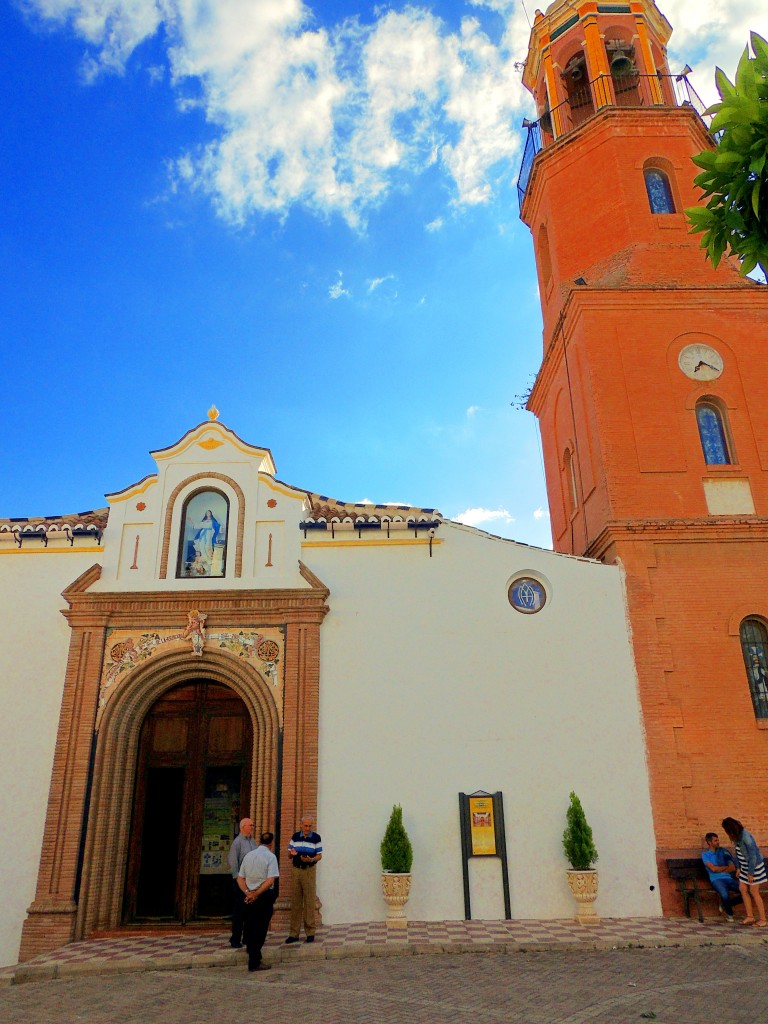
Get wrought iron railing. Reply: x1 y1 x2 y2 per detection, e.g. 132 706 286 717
516 72 710 211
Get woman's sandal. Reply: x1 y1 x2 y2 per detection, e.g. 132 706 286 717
742 917 756 925
755 920 767 927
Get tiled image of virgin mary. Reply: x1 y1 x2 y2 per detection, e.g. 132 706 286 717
178 490 229 578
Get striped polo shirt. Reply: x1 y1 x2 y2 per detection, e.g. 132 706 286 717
289 830 322 867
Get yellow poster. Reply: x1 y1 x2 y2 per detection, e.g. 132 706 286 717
469 797 496 855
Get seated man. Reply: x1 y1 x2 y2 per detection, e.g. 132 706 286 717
702 831 743 922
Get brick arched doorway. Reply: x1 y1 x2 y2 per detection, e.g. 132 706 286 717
124 679 253 924
76 647 279 941
19 564 328 962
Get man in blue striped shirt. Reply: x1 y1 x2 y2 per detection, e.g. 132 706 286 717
284 815 323 944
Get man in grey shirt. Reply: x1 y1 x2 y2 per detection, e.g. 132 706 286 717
227 818 257 948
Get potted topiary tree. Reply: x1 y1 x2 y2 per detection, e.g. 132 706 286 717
380 804 413 928
562 791 600 924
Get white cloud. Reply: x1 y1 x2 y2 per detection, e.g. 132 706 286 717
466 404 480 417
661 1 768 102
20 0 766 222
350 496 414 506
452 506 514 528
358 498 411 506
533 507 549 520
367 274 394 293
23 0 526 224
468 0 516 12
30 0 166 77
329 270 349 298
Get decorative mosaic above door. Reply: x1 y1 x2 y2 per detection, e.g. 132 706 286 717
98 623 285 726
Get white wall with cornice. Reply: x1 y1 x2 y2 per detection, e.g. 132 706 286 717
309 521 660 922
0 549 99 967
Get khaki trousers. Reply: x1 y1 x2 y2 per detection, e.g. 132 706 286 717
289 865 316 937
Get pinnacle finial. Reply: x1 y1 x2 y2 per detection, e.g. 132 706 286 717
208 404 220 421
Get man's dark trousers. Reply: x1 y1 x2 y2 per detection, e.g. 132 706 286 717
243 891 276 969
231 878 247 946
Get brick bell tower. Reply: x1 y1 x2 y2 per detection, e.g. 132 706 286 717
519 0 768 913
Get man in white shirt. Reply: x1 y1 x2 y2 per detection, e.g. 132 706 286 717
237 831 279 972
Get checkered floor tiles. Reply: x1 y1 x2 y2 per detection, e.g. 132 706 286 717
4 915 765 985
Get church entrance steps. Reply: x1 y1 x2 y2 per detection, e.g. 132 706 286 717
4 917 767 986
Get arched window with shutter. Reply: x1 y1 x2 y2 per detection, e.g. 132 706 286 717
695 400 732 465
740 618 768 720
644 167 675 214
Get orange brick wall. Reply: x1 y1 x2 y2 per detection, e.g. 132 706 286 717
533 291 768 552
617 533 768 914
530 282 768 912
523 5 768 914
524 107 738 343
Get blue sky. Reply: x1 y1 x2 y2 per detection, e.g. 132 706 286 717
2 0 765 547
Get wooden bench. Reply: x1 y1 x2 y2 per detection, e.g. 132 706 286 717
666 858 724 922
665 855 768 922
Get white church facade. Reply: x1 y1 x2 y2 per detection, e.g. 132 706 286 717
0 412 661 967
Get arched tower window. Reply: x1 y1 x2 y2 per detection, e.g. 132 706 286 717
606 36 639 105
695 400 732 465
561 51 594 128
644 168 676 213
739 618 768 719
177 488 230 578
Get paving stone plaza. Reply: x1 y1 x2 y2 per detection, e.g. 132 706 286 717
2 919 768 1023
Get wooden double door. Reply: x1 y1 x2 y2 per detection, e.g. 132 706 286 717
124 680 252 923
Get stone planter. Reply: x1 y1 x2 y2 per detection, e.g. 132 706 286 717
381 872 412 928
566 869 599 924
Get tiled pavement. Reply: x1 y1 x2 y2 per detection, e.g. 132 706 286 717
3 916 767 986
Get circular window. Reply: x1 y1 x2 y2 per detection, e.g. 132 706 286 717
508 577 547 614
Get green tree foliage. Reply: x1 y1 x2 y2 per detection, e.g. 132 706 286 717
686 32 768 280
562 791 598 870
380 804 413 873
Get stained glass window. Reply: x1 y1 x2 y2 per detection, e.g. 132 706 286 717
508 578 547 614
696 402 731 465
644 168 675 214
740 618 768 719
